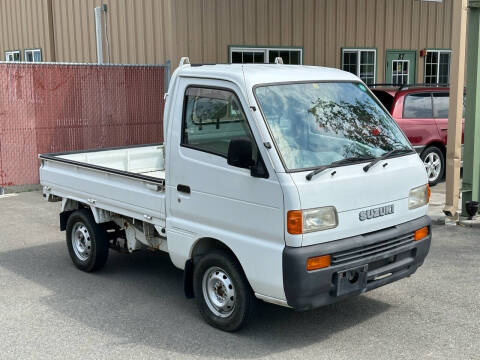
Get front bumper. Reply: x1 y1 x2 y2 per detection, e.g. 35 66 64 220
282 216 431 310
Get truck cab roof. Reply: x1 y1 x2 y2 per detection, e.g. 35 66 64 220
175 63 360 89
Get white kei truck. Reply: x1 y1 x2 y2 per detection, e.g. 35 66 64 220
40 58 432 331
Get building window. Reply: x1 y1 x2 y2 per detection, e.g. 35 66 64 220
229 47 303 65
5 50 20 61
424 50 450 84
24 49 42 62
392 60 410 85
342 49 376 85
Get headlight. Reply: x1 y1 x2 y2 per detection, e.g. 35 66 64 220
409 184 430 209
287 207 338 234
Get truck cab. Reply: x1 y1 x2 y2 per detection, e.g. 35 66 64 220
40 58 431 331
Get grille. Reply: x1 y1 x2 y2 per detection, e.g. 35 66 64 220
331 232 414 266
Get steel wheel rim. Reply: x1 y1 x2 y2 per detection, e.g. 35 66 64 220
202 266 236 318
424 152 441 182
71 222 91 261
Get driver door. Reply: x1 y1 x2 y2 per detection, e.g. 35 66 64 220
166 77 284 287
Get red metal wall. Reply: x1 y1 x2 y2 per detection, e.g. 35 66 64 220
0 63 166 187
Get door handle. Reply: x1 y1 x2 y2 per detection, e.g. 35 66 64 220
177 184 191 194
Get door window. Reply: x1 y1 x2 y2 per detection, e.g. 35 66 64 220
392 60 409 85
403 93 433 118
181 87 254 157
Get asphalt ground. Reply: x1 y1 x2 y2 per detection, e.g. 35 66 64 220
0 191 479 360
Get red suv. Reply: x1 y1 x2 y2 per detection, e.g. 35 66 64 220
370 84 465 186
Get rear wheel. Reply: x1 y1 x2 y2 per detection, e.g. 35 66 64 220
66 209 109 272
421 146 444 186
193 250 255 332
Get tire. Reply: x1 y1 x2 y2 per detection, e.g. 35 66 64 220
66 209 109 272
421 146 445 186
193 250 256 332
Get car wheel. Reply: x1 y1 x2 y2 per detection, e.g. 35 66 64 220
421 146 445 186
66 209 109 272
193 250 256 332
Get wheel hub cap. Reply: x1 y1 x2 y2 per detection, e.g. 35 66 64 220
71 223 91 261
424 152 441 182
202 267 235 318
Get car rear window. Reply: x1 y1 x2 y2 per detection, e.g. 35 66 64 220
403 93 433 118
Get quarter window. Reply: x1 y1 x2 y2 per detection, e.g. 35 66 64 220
403 93 433 119
25 49 42 62
425 50 450 84
432 93 449 118
182 87 253 158
5 50 20 61
342 49 376 85
230 47 303 65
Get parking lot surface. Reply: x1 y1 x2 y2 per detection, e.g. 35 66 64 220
0 191 479 360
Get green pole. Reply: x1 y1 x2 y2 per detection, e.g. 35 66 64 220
462 1 480 216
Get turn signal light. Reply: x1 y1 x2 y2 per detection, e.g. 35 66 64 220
287 210 303 234
427 183 431 203
306 255 331 271
414 226 429 241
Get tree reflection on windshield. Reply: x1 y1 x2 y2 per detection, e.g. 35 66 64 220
307 98 406 158
255 82 411 170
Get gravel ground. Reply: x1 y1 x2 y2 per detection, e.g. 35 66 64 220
0 191 479 360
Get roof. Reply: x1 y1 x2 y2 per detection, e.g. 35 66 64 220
370 84 450 97
175 63 360 90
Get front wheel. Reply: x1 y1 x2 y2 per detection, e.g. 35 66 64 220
66 209 109 272
421 146 444 186
193 250 255 332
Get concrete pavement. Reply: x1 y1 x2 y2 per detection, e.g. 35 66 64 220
0 191 479 360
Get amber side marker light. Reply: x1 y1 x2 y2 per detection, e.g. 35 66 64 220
306 255 331 271
427 183 431 203
414 226 429 241
287 210 303 234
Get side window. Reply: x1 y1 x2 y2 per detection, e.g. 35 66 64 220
403 93 433 118
182 87 253 158
433 92 449 118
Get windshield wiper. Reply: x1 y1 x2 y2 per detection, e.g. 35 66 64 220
363 148 414 172
306 156 373 181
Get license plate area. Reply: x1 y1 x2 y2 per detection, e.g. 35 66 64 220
334 265 368 297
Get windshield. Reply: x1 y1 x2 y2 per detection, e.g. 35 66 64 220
255 82 412 171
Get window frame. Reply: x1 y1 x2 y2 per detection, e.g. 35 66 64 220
402 92 434 119
228 46 304 65
24 48 42 62
424 49 451 84
341 48 377 84
5 50 21 61
180 85 256 160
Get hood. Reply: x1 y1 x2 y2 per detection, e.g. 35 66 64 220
289 154 429 246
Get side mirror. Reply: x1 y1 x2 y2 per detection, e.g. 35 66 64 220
227 137 269 178
227 138 254 169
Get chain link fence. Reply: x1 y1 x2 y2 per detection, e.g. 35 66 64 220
0 62 168 189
